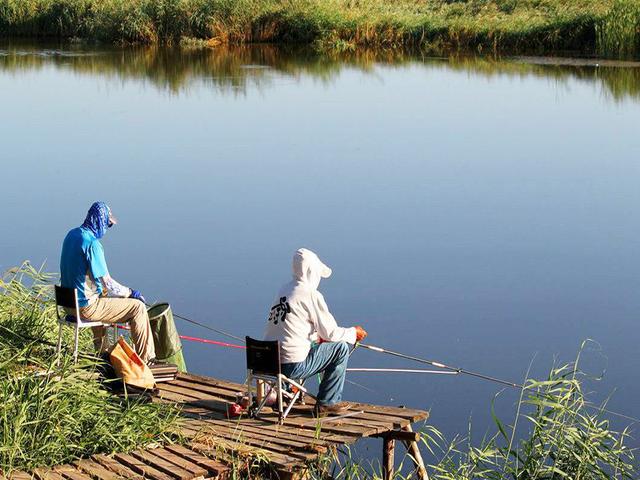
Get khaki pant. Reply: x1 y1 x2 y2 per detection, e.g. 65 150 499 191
80 297 156 362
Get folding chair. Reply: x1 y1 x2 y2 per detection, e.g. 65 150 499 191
245 336 315 424
54 285 116 364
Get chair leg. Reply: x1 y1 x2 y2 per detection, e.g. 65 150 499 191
73 325 80 364
56 323 64 366
282 390 301 421
277 375 284 425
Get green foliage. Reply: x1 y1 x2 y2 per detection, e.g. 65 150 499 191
0 0 638 56
597 0 640 57
0 263 180 474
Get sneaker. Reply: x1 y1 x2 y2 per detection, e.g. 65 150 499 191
313 401 352 416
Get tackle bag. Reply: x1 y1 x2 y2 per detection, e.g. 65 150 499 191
109 337 156 390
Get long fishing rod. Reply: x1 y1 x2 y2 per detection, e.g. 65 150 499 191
359 343 523 389
347 368 459 375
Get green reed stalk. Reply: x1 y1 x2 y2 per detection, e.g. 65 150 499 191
597 0 640 57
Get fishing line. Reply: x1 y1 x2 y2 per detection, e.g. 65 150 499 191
145 303 245 343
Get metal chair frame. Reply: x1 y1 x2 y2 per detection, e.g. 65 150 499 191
245 336 315 425
54 285 116 364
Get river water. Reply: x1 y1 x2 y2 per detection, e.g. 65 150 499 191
1 42 639 455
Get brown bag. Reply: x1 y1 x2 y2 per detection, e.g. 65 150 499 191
109 337 155 389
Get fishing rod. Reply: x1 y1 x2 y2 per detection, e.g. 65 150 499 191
359 343 523 389
347 368 459 375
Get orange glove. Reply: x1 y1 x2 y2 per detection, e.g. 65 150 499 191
355 325 367 342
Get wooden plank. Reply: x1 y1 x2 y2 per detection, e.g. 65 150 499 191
112 453 174 480
182 408 363 445
52 466 92 480
177 374 245 395
350 403 428 421
185 423 318 462
189 437 301 470
92 455 145 480
167 380 239 401
129 450 194 480
32 468 65 480
163 445 228 477
190 419 321 450
8 473 33 480
74 459 122 480
141 449 208 477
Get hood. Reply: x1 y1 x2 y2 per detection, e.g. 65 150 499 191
292 248 332 289
81 201 113 239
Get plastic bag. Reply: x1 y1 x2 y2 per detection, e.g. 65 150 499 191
110 336 155 389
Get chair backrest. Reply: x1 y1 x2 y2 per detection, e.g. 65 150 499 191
54 285 78 311
245 337 281 376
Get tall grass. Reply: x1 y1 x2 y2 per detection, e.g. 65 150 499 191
0 0 639 56
0 263 180 474
597 0 640 57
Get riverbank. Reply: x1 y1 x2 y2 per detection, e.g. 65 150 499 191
0 0 639 57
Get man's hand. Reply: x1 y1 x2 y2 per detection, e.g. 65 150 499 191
355 325 367 342
130 289 146 303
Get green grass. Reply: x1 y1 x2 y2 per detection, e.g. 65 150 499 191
0 263 180 474
0 0 639 56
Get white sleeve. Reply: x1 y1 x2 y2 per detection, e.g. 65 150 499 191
101 274 132 298
311 292 357 344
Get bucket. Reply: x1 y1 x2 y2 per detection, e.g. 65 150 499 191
147 303 187 372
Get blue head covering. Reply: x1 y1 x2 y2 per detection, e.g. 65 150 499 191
81 201 112 239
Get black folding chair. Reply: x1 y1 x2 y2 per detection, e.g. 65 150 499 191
245 336 314 424
54 285 116 364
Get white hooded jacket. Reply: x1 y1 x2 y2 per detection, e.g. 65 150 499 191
264 248 357 364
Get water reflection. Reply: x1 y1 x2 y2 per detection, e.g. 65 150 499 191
1 42 640 101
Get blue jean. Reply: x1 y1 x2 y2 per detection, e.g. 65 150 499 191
281 342 351 406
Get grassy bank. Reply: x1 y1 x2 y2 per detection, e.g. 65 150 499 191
0 0 639 57
0 263 180 474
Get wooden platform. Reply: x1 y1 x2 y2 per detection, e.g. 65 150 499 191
4 373 429 480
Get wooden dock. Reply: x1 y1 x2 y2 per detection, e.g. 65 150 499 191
4 372 429 480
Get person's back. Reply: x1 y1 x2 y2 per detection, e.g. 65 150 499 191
264 248 367 415
60 226 107 307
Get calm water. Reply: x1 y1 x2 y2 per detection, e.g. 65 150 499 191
1 42 640 454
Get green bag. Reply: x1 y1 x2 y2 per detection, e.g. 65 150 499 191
147 303 187 372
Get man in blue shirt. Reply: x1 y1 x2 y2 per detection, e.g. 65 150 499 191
60 202 156 363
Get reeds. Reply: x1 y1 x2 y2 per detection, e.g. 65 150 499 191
597 0 640 57
306 342 638 479
0 263 180 474
0 0 639 57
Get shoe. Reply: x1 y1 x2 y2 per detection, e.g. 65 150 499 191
313 401 352 416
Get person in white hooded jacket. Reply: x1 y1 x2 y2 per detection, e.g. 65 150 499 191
264 248 367 415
